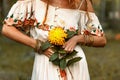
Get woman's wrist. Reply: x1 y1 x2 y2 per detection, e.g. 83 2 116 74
34 39 43 53
75 35 85 44
76 34 94 46
29 39 36 49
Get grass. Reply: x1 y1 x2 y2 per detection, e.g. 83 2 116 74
0 35 120 80
82 40 120 80
0 36 34 80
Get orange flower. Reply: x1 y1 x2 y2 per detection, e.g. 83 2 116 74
29 19 35 27
15 20 23 27
60 68 66 78
83 30 91 35
69 27 76 31
24 19 30 27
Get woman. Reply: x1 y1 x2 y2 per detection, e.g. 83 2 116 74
2 0 106 80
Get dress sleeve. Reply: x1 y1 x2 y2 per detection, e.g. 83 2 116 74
78 11 104 37
3 0 36 34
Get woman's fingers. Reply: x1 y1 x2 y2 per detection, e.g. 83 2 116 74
43 48 54 58
64 43 73 52
63 39 77 52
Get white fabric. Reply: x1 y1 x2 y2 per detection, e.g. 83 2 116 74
31 1 91 79
5 0 104 80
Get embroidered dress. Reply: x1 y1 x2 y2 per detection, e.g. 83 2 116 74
4 0 104 80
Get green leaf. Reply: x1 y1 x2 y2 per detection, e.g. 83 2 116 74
58 49 67 54
60 59 67 70
64 50 77 59
93 29 96 32
10 14 13 18
66 30 78 39
52 58 60 66
67 57 82 67
49 52 59 61
66 30 75 39
36 23 40 28
41 41 51 51
52 46 60 51
14 19 18 22
100 29 103 32
98 26 100 29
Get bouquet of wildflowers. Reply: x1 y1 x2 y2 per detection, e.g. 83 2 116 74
41 27 82 70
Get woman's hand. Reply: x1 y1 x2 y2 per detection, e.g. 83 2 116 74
43 48 54 58
62 35 79 52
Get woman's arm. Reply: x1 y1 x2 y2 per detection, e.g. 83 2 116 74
76 34 107 47
2 24 54 57
2 24 36 48
63 0 107 52
63 34 107 52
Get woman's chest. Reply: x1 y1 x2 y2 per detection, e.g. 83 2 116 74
34 0 81 30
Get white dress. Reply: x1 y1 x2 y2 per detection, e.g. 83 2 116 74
4 0 104 80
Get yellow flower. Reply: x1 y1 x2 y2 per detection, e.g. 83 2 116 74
48 27 67 45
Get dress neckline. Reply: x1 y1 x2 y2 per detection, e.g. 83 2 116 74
40 0 79 11
39 0 94 14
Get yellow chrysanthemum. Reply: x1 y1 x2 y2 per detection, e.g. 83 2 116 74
48 27 67 45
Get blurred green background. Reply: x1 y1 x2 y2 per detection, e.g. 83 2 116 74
0 0 120 80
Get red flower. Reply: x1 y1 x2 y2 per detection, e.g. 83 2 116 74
69 27 76 31
29 19 35 27
24 19 30 27
60 69 66 78
83 30 91 35
16 20 23 27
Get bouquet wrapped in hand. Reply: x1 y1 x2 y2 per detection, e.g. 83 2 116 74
41 27 82 70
